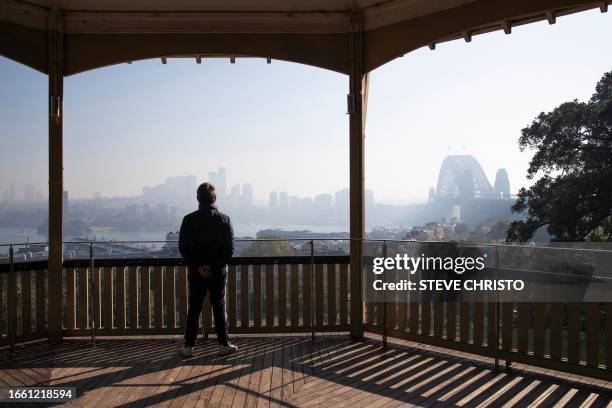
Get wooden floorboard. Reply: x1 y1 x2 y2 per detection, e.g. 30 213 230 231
0 334 610 407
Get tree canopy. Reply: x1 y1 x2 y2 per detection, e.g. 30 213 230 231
507 71 612 242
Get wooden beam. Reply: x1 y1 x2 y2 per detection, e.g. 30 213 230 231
545 10 557 24
47 8 64 342
501 20 512 34
463 30 472 43
349 12 365 339
428 43 436 50
601 2 609 12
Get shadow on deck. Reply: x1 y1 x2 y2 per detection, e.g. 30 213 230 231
1 333 610 407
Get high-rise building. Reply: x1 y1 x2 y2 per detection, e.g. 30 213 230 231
334 188 349 210
269 191 278 209
240 183 253 207
208 167 227 198
314 193 333 209
279 191 288 210
24 185 34 202
366 189 375 209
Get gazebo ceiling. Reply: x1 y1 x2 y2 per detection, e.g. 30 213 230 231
0 0 609 75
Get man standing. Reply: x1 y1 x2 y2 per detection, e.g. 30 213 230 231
179 182 237 356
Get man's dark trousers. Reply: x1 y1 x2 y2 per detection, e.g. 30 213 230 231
184 267 229 347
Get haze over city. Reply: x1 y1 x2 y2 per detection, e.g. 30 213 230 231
1 9 611 206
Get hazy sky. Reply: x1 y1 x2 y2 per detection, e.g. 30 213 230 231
1 9 611 204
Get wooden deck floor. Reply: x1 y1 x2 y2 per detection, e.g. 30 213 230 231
1 333 611 407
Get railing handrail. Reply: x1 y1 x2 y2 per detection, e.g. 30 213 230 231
1 238 612 253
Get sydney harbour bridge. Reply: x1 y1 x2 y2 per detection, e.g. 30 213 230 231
420 155 516 225
431 155 511 202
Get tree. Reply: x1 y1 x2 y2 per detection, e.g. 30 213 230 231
507 71 612 242
238 235 295 257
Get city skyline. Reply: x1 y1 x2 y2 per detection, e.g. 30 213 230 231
1 9 611 203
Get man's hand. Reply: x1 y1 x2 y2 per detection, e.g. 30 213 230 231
198 265 211 278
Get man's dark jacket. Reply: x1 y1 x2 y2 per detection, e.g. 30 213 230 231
179 204 234 273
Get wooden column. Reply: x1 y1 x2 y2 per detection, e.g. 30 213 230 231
349 12 366 339
47 9 64 342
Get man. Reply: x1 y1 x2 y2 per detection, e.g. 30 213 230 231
178 182 237 357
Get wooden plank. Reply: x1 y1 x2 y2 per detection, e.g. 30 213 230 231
607 303 612 371
36 269 45 333
0 273 3 337
141 266 150 329
339 263 348 326
241 265 249 328
585 302 599 368
153 266 163 328
550 302 562 361
315 263 324 326
446 302 455 340
103 267 114 330
65 268 76 330
517 302 528 354
178 266 187 329
278 264 287 327
421 291 431 336
533 303 546 358
327 264 336 326
487 294 498 352
254 265 262 327
165 265 176 329
398 302 408 333
290 264 299 326
21 270 32 335
303 264 312 327
78 267 89 330
459 299 469 343
409 294 419 334
473 300 484 347
266 264 274 327
567 302 580 364
116 266 126 330
129 267 138 329
228 265 237 328
93 266 101 331
7 265 16 342
502 302 513 352
433 296 443 338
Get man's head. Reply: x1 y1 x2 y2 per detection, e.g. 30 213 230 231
197 182 216 205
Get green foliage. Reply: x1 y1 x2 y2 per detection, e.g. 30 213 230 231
507 71 612 242
238 235 295 257
454 223 469 235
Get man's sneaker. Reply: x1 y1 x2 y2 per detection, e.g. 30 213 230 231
179 345 193 358
218 343 238 355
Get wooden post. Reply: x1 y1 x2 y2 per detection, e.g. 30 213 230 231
47 8 64 342
349 12 366 339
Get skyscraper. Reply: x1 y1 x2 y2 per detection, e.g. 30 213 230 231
208 167 227 198
314 193 332 209
269 191 278 209
279 191 288 210
241 183 253 207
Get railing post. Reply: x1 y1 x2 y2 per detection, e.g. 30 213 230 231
310 239 315 342
8 245 15 354
90 243 96 348
382 240 388 348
